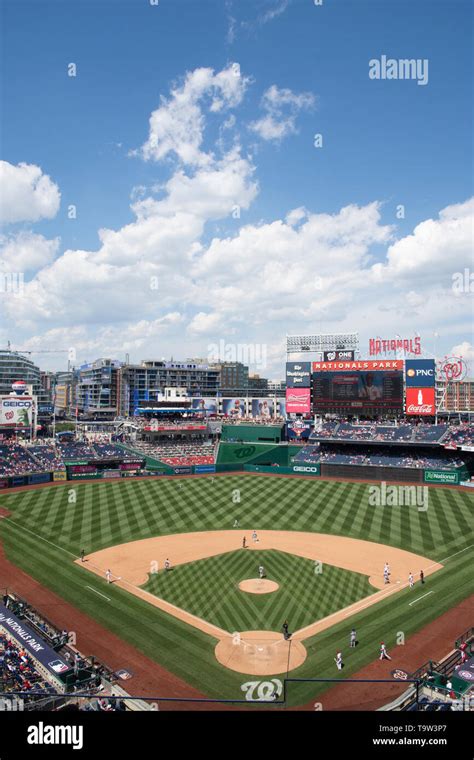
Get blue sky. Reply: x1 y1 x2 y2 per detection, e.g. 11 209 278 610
0 0 472 374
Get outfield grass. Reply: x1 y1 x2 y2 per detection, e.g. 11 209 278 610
0 475 472 706
143 548 375 632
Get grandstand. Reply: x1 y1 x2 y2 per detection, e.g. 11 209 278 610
0 591 141 712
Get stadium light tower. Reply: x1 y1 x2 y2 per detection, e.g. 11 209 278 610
286 333 359 359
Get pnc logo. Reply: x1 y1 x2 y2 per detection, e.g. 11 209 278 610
407 369 416 377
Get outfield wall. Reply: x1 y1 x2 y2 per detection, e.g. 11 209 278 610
221 424 284 443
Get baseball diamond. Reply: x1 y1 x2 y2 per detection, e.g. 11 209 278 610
0 474 472 706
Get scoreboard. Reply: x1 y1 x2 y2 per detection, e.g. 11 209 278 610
312 361 404 412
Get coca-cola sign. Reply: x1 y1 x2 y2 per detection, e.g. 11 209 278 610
405 387 435 415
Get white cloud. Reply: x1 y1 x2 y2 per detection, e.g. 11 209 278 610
450 341 474 363
0 231 60 272
0 161 60 224
371 197 474 283
137 64 250 167
249 84 316 142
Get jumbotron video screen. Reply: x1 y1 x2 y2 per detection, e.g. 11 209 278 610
313 369 404 412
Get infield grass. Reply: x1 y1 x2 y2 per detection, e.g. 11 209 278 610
0 475 472 706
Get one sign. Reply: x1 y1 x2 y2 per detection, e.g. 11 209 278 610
369 337 421 356
286 362 311 388
405 387 435 415
286 388 311 414
53 471 67 481
405 359 436 387
323 350 355 362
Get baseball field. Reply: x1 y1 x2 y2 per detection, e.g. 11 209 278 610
0 474 472 707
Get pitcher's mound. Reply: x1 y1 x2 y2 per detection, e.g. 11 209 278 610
215 631 307 675
238 579 279 594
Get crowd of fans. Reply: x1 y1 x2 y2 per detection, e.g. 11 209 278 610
0 632 56 702
0 443 39 477
309 422 474 445
130 439 216 466
1 592 127 711
295 444 469 470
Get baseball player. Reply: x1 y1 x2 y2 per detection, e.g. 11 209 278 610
420 569 425 585
164 558 171 571
105 569 112 584
282 620 289 639
258 565 265 579
334 651 343 670
350 628 357 648
80 549 85 563
252 530 259 543
379 642 392 660
383 562 390 584
408 572 414 589
242 536 247 549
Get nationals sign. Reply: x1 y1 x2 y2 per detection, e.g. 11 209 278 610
369 337 421 356
405 387 436 415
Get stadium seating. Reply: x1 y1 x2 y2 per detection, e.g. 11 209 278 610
130 440 216 466
0 444 38 476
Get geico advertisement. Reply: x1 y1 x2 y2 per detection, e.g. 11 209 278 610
0 397 33 426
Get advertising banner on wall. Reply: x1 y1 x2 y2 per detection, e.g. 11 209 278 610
405 360 436 387
286 388 311 414
222 398 247 417
286 362 311 388
424 470 460 485
0 605 72 678
0 396 34 427
53 471 67 481
191 398 217 413
313 360 404 372
286 420 313 440
405 387 436 415
278 399 286 417
251 399 274 418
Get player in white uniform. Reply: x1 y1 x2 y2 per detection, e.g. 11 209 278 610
379 642 392 660
164 558 171 571
350 628 357 648
408 572 414 588
334 651 343 670
258 565 265 579
105 569 112 584
252 530 259 543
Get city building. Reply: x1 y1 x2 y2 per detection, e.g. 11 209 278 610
118 360 220 416
436 379 474 413
248 373 268 391
0 350 52 421
212 362 249 392
74 359 123 419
